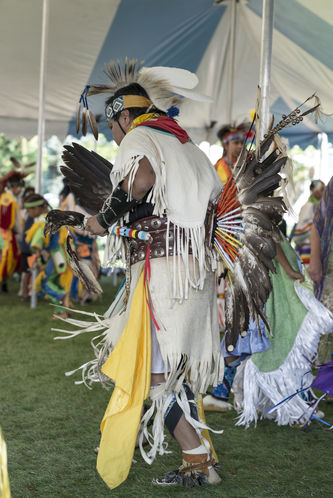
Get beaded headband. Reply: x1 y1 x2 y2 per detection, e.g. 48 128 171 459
105 95 152 122
223 130 247 144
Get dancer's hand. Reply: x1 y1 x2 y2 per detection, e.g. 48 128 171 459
287 269 305 282
85 215 108 236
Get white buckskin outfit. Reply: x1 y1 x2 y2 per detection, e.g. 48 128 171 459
54 61 224 490
96 121 223 489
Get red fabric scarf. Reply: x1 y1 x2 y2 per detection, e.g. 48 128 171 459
136 116 190 144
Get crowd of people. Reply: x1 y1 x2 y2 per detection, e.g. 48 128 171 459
0 60 332 492
38 60 332 491
0 172 101 316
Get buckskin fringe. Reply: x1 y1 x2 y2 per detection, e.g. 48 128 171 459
111 154 167 216
167 221 211 301
54 309 223 394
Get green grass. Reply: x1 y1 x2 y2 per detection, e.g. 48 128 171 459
0 277 332 497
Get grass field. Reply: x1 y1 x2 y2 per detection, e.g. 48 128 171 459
0 277 332 497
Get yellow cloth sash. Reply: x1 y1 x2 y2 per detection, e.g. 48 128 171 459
97 270 151 489
197 398 218 463
127 112 160 133
0 428 11 498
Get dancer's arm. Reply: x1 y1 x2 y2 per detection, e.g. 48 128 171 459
86 157 155 235
275 243 305 282
121 156 155 200
308 224 322 285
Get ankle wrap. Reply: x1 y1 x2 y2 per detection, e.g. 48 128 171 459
164 384 198 438
181 452 211 476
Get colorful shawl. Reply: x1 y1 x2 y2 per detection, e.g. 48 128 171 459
214 157 232 185
313 176 333 299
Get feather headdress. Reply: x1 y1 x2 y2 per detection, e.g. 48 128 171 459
0 170 27 189
76 57 212 139
0 157 35 189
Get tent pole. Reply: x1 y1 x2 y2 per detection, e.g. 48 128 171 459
35 0 49 195
31 0 49 310
259 0 274 140
226 0 236 123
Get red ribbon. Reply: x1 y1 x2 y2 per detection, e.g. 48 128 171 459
137 116 190 144
143 240 161 331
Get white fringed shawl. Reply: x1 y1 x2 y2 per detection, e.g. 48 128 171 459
235 283 333 427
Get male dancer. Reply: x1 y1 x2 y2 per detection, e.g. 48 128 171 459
79 62 224 488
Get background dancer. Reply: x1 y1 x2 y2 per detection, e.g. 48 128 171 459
204 123 264 413
25 194 73 318
309 176 333 382
292 179 325 265
204 126 332 423
0 171 25 292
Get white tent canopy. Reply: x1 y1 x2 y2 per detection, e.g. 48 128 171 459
1 0 332 147
0 0 120 138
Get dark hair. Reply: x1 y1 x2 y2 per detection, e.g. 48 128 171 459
105 83 166 120
310 179 324 191
23 186 35 199
7 176 25 188
217 125 233 143
24 193 48 207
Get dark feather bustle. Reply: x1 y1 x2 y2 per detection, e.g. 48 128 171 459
215 96 320 351
60 143 113 215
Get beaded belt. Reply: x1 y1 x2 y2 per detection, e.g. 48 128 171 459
128 216 192 266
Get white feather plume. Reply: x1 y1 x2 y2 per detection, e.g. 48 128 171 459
170 86 213 102
138 65 212 109
88 59 212 111
139 66 199 89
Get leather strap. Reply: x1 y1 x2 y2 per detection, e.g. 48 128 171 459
179 454 215 476
128 216 192 266
128 198 217 266
97 186 138 229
